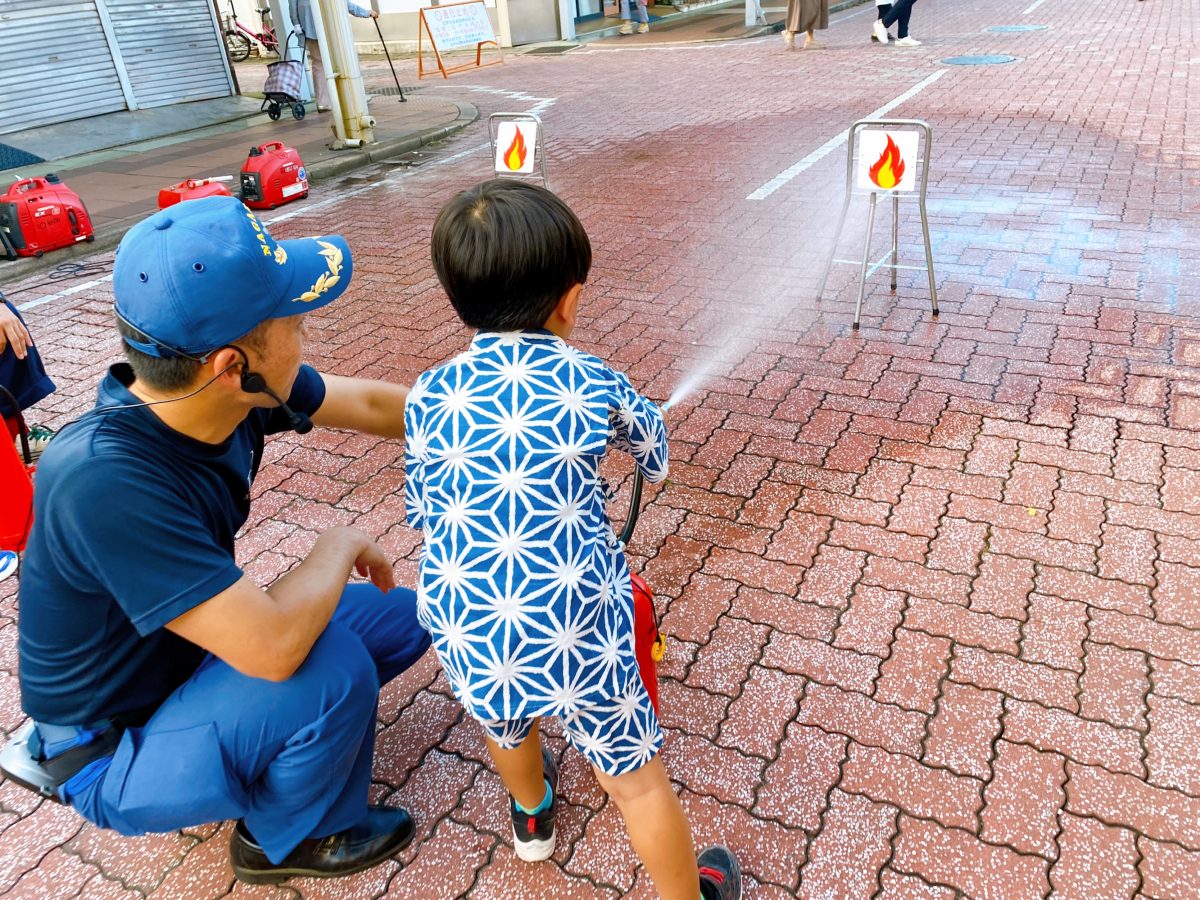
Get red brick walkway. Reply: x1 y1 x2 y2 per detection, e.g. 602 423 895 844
2 0 1199 895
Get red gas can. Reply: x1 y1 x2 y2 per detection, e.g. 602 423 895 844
158 176 235 210
239 142 308 210
0 174 94 260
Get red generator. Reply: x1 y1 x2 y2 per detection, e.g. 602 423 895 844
158 177 234 210
0 174 94 260
240 142 308 210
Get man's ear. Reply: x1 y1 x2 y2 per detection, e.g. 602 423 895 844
555 284 582 329
209 346 246 389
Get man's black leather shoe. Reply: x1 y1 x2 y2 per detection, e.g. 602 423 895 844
229 805 416 884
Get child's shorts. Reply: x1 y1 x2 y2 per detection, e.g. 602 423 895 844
477 667 663 777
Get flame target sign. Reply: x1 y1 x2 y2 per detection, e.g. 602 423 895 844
857 129 919 192
493 121 538 175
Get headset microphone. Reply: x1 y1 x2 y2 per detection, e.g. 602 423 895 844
234 351 313 435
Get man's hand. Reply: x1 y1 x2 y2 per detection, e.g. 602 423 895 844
371 9 379 17
166 526 397 682
0 305 32 360
353 541 397 592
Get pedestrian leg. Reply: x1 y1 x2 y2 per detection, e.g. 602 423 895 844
307 38 329 109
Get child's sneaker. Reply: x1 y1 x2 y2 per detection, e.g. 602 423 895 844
698 845 742 899
618 21 633 34
24 424 56 463
510 747 559 862
0 551 17 584
637 22 649 33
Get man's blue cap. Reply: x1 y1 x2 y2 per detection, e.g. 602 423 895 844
113 196 353 360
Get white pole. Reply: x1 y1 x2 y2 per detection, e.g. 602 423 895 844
318 0 374 144
745 0 764 28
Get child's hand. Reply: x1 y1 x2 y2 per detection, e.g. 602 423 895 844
354 542 397 592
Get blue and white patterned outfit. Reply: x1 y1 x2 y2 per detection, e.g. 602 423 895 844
405 330 669 775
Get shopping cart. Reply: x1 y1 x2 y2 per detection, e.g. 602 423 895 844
261 30 306 121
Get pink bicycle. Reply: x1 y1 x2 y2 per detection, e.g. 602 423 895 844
224 3 279 61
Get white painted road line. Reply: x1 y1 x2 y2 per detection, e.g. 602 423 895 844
746 69 947 201
17 275 114 312
1023 0 1050 14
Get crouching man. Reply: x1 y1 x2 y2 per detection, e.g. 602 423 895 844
9 196 430 884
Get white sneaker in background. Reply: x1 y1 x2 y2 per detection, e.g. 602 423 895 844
895 36 922 47
872 20 889 43
0 551 17 583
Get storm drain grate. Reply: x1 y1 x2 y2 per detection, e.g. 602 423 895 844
523 44 581 55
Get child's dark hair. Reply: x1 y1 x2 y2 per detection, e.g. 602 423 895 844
431 179 591 330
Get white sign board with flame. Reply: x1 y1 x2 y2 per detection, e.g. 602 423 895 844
857 130 919 192
493 120 538 175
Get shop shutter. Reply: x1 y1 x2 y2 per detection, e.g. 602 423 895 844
104 0 233 109
0 1 127 135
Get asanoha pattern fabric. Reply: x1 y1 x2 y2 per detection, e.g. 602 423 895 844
477 663 664 776
405 330 669 724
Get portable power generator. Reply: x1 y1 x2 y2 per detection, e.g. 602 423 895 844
158 176 234 210
240 142 308 210
0 175 94 260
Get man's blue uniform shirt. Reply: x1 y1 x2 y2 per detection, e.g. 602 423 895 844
18 363 325 725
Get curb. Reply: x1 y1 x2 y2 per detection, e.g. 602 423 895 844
304 101 478 181
0 101 479 292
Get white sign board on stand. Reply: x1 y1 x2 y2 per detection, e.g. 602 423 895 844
417 1 502 77
493 120 538 175
380 0 494 11
857 130 920 192
422 1 496 48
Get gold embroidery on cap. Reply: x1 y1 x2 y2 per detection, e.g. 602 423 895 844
274 246 288 266
295 241 343 303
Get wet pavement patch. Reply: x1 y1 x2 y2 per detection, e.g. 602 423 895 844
942 54 1019 65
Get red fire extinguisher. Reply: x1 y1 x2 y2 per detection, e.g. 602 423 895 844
620 470 665 714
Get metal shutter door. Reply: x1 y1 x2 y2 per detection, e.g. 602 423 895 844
0 1 127 135
104 0 233 109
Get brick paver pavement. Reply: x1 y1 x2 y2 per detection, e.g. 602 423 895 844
2 0 1199 895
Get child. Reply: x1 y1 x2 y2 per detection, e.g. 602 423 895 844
406 179 742 900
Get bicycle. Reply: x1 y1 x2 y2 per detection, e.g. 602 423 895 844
224 3 279 62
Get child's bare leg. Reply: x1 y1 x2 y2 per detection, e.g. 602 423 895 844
594 756 700 900
485 721 547 810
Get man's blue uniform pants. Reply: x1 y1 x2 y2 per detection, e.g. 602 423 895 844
65 585 431 864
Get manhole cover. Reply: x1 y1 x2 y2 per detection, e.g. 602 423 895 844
987 24 1048 32
942 54 1018 65
523 43 580 55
